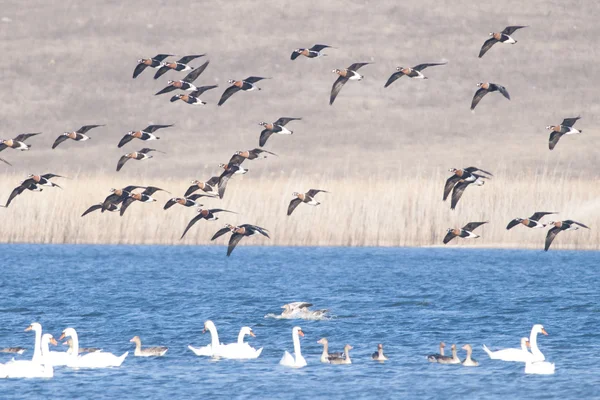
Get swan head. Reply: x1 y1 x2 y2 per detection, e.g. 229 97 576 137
532 324 548 336
293 326 304 337
317 338 328 345
25 322 42 333
526 340 531 348
42 334 58 347
202 320 216 334
240 327 255 337
59 327 77 341
130 336 141 344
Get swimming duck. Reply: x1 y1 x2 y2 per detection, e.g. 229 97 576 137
180 208 237 239
101 185 146 211
372 344 388 361
437 344 461 364
116 148 165 172
329 344 353 365
544 220 590 251
470 82 510 110
0 133 41 152
119 186 168 216
154 54 205 79
443 167 492 202
81 202 120 217
427 342 446 362
478 26 527 58
443 221 488 244
130 336 168 357
118 124 173 148
461 344 478 366
218 76 268 106
506 212 557 230
258 117 302 147
330 62 371 105
217 164 249 199
228 148 277 166
291 44 333 60
547 116 582 150
210 224 270 256
155 60 210 95
51 125 104 149
132 54 173 78
185 177 220 197
163 194 209 210
287 189 329 216
5 174 64 207
384 62 447 87
170 85 218 105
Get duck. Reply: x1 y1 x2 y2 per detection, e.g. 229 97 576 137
101 185 146 211
59 328 128 368
188 320 222 357
279 302 329 319
63 338 101 354
443 221 488 244
5 333 56 378
258 117 302 147
545 220 590 251
228 148 277 166
483 337 533 362
279 327 306 368
185 177 220 197
384 62 447 87
210 224 270 256
329 344 352 365
81 202 120 217
470 82 510 110
51 125 104 149
291 44 333 60
155 60 210 95
119 186 169 216
506 212 557 230
437 344 461 364
132 54 173 78
117 124 174 148
130 336 168 357
180 208 237 239
116 148 165 172
218 76 268 106
0 347 26 355
372 344 388 361
288 189 329 216
170 85 218 105
461 344 478 367
427 342 446 362
214 327 263 359
0 133 40 152
479 26 527 58
154 54 205 79
164 194 208 210
5 174 64 207
217 164 249 199
330 62 371 105
547 116 582 150
443 167 492 202
317 338 338 363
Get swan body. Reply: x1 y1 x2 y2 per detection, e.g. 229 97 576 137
525 361 555 374
214 327 263 359
60 328 128 368
279 326 306 368
5 334 56 378
189 320 222 357
3 323 43 371
482 337 533 362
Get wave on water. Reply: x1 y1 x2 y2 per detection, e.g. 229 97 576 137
263 313 332 321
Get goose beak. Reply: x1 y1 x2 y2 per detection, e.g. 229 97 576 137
541 328 548 336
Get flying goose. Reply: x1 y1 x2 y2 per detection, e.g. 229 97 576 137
330 62 371 105
384 62 446 87
211 224 270 256
0 133 41 152
470 82 510 110
170 85 218 105
118 124 174 148
163 194 209 210
101 185 146 211
81 202 120 217
291 44 333 60
228 148 277 166
547 116 582 150
218 76 268 106
259 117 301 147
287 189 329 216
119 186 169 216
133 54 173 78
443 221 488 244
180 208 237 239
479 26 527 58
506 212 557 230
545 220 590 251
185 177 220 197
5 174 64 207
154 54 205 79
155 60 210 95
443 166 492 202
117 148 165 172
52 125 104 149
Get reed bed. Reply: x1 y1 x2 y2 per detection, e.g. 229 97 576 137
0 168 597 250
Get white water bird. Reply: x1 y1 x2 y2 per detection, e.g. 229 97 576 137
215 327 263 359
59 328 128 368
4 333 56 378
188 320 222 357
279 326 306 368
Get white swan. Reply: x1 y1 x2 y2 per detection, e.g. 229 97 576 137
266 302 329 320
482 337 530 362
214 327 263 359
5 334 56 378
279 326 306 368
60 328 128 368
188 320 222 357
5 323 43 370
525 360 555 374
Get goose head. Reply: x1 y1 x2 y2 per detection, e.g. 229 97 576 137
344 344 353 351
317 338 328 345
462 344 472 352
129 336 141 345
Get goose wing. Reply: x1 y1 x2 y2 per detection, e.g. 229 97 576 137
52 135 69 149
287 198 302 216
470 88 488 110
259 129 273 147
133 63 149 79
565 220 590 229
217 85 241 106
462 221 488 232
530 212 557 221
14 133 41 142
464 166 493 176
182 60 209 83
244 76 267 84
116 155 130 172
544 227 562 251
81 204 102 217
177 54 205 64
347 62 370 71
329 76 349 105
117 135 134 148
442 231 456 244
191 85 218 97
548 131 563 150
560 116 580 128
506 219 521 230
306 189 328 197
274 117 301 126
309 44 332 52
211 227 232 241
443 175 461 201
450 181 471 210
144 124 173 133
502 25 527 35
226 233 244 256
77 125 104 134
413 62 447 71
384 71 404 88
119 197 136 216
478 37 498 58
180 213 205 239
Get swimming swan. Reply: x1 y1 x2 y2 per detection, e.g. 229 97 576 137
215 327 263 359
279 326 306 368
59 328 128 368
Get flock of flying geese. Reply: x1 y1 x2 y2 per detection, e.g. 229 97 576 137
0 24 590 255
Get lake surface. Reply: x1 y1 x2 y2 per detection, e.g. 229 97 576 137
1 245 599 399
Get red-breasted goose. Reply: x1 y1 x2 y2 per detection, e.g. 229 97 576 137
384 62 446 87
259 117 301 147
170 85 218 105
155 60 210 95
210 224 270 256
470 82 510 110
228 148 277 166
288 189 329 216
154 54 205 79
479 26 527 58
180 208 237 239
217 164 248 199
81 202 120 217
506 212 557 230
5 173 64 207
544 220 590 251
218 77 268 106
101 185 146 211
330 62 371 105
290 44 333 60
116 148 165 172
164 194 210 210
119 186 169 216
133 54 173 78
547 116 582 150
185 177 220 197
443 167 492 202
0 133 41 152
118 124 173 148
52 125 104 149
443 221 488 244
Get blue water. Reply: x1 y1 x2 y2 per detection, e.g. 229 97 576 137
1 245 599 399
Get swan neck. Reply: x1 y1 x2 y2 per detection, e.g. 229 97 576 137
529 330 542 357
292 331 302 357
237 330 246 344
209 326 220 348
32 328 42 362
70 331 80 359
